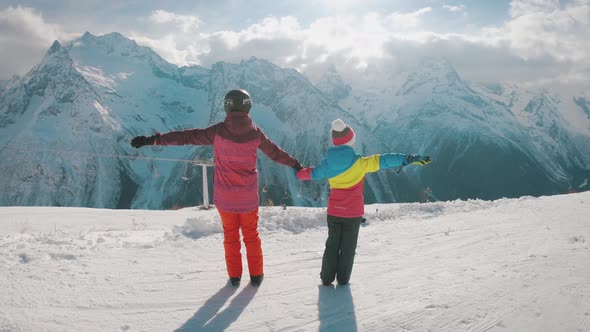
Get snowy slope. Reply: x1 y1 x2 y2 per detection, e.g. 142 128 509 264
1 192 589 331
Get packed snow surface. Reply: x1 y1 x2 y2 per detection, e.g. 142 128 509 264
1 192 589 331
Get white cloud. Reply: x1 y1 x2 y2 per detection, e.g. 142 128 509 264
305 13 388 59
149 10 201 33
210 16 302 49
509 0 560 17
443 4 466 13
178 8 431 69
0 6 60 41
127 2 588 89
129 33 195 65
2 1 588 90
317 0 386 12
0 6 75 79
387 7 433 30
500 0 590 63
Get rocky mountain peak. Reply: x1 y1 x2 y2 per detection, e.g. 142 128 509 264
396 57 468 96
47 40 64 56
573 96 590 120
36 40 78 78
68 32 179 81
316 64 351 101
77 31 138 49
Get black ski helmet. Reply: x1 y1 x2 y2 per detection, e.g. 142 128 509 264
224 89 252 113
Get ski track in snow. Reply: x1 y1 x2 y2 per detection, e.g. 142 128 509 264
1 193 589 331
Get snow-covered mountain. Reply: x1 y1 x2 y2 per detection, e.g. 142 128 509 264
315 64 351 101
0 32 589 209
573 95 590 120
0 40 126 207
331 58 590 201
0 32 397 209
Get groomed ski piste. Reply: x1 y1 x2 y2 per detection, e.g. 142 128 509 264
1 192 589 331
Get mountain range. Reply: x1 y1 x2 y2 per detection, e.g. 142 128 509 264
0 32 588 209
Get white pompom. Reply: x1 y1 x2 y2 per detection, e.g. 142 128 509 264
332 118 347 132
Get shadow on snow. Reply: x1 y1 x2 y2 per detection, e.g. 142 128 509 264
175 284 258 331
318 284 357 332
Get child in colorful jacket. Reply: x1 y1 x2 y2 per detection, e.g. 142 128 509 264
296 119 431 285
131 89 302 287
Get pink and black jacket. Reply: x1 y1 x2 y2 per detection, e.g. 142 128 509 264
155 112 300 213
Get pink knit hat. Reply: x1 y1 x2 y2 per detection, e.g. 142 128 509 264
331 119 355 146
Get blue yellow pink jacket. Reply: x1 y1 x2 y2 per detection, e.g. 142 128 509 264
297 146 408 218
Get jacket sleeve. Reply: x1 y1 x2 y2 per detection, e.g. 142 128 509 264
356 153 407 173
356 155 381 174
309 158 330 180
156 124 218 146
258 130 300 168
378 153 408 170
296 168 313 180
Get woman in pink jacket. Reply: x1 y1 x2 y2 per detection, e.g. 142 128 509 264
131 89 302 287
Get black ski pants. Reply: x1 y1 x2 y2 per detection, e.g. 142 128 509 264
320 215 361 285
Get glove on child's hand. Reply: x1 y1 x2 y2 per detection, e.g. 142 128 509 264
406 154 432 166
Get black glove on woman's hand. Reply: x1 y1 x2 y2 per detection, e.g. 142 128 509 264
131 135 157 148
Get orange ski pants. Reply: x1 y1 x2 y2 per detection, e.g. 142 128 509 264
218 208 263 278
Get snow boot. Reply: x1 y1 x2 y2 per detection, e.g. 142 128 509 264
229 277 241 287
250 274 264 287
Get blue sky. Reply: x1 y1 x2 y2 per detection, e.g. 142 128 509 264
0 0 588 90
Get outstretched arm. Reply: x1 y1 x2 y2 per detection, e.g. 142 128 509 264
131 124 218 148
156 124 218 146
378 153 409 170
359 153 431 173
258 131 301 168
296 158 329 181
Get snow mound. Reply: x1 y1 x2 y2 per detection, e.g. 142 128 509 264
171 199 513 240
172 207 327 239
0 313 19 332
173 216 223 239
364 198 506 222
258 207 327 233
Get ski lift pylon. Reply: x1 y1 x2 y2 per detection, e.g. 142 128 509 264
151 159 160 179
181 162 190 181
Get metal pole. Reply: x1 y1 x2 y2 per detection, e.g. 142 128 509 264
202 165 210 209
